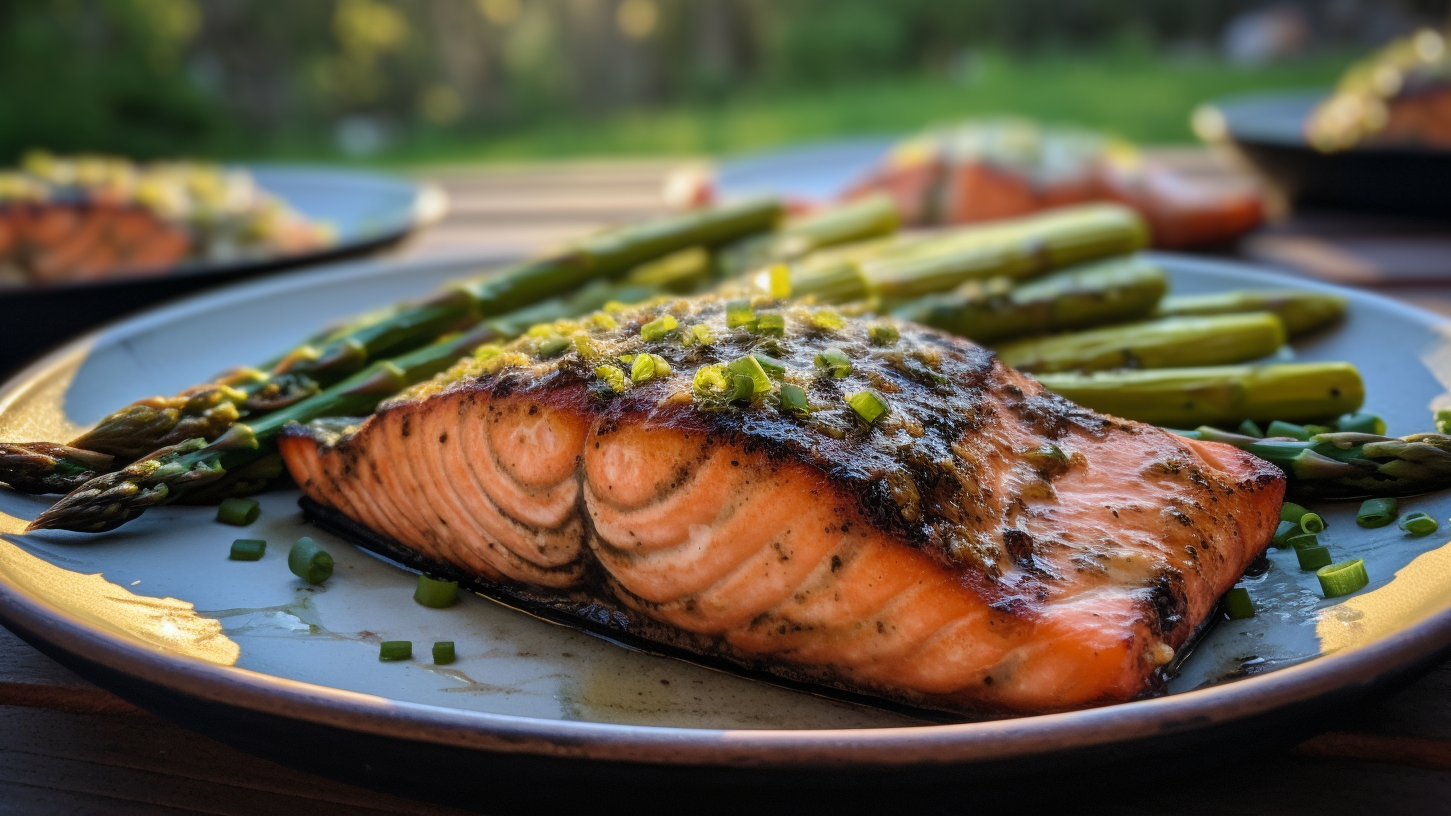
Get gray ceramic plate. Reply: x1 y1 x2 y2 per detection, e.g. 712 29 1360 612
2 253 1451 810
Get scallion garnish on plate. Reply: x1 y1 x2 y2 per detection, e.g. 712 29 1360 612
228 538 266 561
1223 587 1255 620
379 641 412 661
1317 558 1370 598
414 574 459 608
217 497 259 526
1356 497 1397 528
1398 511 1439 537
288 536 334 585
1296 545 1332 571
432 641 456 665
1300 512 1326 534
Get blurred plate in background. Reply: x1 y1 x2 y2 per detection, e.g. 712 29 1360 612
0 164 447 376
1198 90 1451 218
712 137 894 205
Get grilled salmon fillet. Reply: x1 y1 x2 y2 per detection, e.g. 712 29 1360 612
280 297 1284 716
0 202 191 284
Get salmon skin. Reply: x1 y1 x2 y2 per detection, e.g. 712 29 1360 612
280 297 1285 716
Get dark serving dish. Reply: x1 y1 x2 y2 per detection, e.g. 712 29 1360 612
1197 90 1451 219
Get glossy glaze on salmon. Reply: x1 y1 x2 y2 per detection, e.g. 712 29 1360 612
279 298 1284 716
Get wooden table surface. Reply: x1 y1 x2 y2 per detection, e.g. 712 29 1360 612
5 155 1451 815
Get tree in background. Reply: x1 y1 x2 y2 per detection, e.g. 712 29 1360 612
0 0 1446 160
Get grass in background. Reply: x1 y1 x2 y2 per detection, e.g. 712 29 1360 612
371 50 1349 166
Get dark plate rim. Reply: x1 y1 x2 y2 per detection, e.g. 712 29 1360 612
0 164 448 299
3 252 1451 769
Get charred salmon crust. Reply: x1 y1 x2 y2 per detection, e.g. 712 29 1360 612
279 296 1285 716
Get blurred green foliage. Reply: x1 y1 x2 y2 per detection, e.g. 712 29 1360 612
0 0 1442 162
0 0 220 157
377 51 1354 164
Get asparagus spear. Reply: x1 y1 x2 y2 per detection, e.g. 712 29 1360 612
623 247 716 293
27 323 509 533
1153 290 1348 337
893 255 1167 343
1179 426 1451 500
1 199 781 486
717 195 901 277
1033 362 1365 427
789 202 1149 304
64 285 478 462
860 203 1149 301
0 444 114 495
994 313 1288 373
5 279 655 496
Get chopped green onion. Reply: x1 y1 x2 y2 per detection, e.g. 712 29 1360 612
414 574 459 608
1270 520 1300 549
754 312 786 337
1300 512 1326 535
688 323 715 346
693 365 754 405
814 347 852 379
594 364 628 394
809 310 845 332
725 356 771 398
535 333 571 358
1236 419 1264 438
1317 558 1370 598
779 383 809 414
767 264 791 299
727 374 755 401
217 497 260 526
1280 502 1311 524
1266 420 1311 441
1284 532 1320 551
869 323 900 346
288 536 334 585
432 641 456 665
630 353 670 383
1398 511 1440 537
725 298 756 330
1336 412 1386 435
751 353 787 379
847 390 889 424
573 334 601 362
1304 424 1335 437
228 539 266 561
585 312 618 332
1356 497 1397 529
640 314 678 342
692 364 727 401
379 641 412 661
1222 587 1255 620
1296 545 1333 571
1022 443 1069 470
